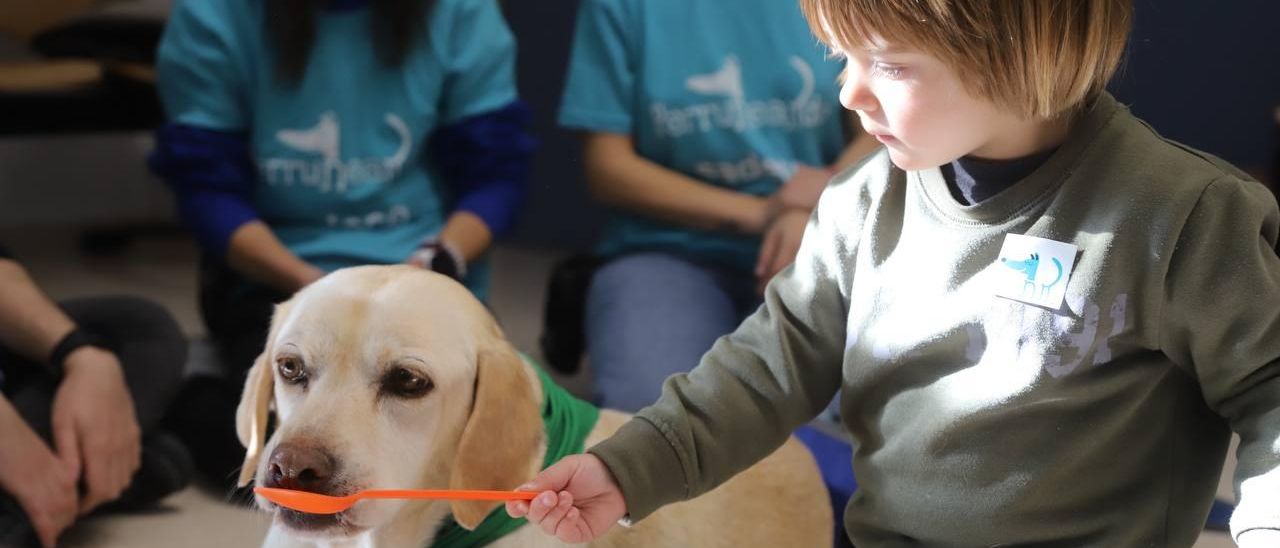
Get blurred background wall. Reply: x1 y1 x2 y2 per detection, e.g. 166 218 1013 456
1109 0 1280 179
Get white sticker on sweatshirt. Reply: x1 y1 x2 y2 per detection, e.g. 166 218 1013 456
994 234 1078 310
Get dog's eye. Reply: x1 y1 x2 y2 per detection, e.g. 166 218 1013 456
276 356 307 384
382 367 433 398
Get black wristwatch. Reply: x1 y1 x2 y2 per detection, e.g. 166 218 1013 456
407 237 467 281
46 327 104 381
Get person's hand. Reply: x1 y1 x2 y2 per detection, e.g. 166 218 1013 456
0 401 78 548
775 164 834 211
505 453 627 543
755 164 830 234
51 346 141 515
755 208 811 293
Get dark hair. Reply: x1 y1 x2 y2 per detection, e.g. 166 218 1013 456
266 0 435 87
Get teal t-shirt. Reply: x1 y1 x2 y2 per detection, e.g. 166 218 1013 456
157 0 518 296
558 0 848 271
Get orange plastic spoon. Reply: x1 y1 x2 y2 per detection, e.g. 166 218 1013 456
254 486 538 515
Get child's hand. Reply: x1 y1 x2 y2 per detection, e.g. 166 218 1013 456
505 453 627 543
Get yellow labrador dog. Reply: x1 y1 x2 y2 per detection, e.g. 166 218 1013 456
236 265 831 547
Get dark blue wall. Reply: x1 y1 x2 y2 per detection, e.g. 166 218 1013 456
504 1 1280 248
1110 0 1280 179
504 0 603 249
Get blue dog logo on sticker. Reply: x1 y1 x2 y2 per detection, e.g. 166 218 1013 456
1001 253 1063 298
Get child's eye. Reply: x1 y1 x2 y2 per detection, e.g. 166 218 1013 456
871 62 907 80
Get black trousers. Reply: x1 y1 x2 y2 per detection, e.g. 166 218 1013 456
197 259 287 378
166 260 286 490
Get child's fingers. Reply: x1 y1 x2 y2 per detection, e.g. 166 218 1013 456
505 499 530 518
538 491 575 537
524 491 560 525
557 507 591 543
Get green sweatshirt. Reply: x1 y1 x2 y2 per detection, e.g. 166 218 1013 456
590 93 1280 547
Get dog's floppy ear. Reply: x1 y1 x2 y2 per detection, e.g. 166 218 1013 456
449 341 542 529
234 299 293 487
235 351 274 487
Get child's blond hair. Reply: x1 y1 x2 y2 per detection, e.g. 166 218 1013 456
801 0 1132 119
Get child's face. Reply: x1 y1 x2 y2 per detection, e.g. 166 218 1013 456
830 36 1032 170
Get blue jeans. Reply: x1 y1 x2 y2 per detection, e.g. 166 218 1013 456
586 252 760 412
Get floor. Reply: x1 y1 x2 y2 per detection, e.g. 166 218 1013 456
4 228 1237 547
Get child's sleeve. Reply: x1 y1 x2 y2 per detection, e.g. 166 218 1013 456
436 0 519 125
1159 178 1280 543
587 171 864 521
556 0 638 134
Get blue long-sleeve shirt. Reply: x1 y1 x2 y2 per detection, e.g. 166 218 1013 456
153 0 526 301
149 101 533 257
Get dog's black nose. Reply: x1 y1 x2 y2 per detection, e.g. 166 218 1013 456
265 441 336 493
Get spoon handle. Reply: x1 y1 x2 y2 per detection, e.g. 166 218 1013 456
360 489 539 501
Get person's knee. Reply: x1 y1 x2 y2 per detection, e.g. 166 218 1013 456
588 314 711 412
115 298 187 361
591 253 713 294
585 252 746 407
65 296 188 384
65 296 184 341
596 373 667 412
105 297 183 338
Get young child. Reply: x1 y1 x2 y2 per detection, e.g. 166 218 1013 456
508 0 1280 546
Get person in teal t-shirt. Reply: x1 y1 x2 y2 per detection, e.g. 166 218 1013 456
558 0 877 412
149 0 532 490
